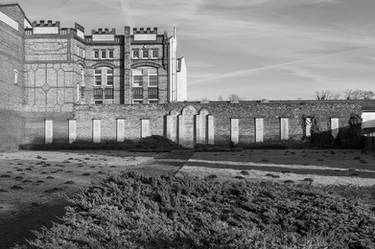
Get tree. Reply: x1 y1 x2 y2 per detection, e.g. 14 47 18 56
315 90 340 100
228 94 241 102
217 96 224 101
344 89 375 100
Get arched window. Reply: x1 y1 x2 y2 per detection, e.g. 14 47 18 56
131 67 158 87
93 66 114 103
131 66 158 103
94 66 113 86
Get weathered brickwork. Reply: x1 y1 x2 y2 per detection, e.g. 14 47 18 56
1 3 375 151
0 4 26 150
20 101 368 147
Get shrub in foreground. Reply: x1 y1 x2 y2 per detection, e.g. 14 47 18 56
15 172 375 249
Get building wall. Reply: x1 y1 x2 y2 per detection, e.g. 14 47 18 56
0 4 26 151
21 101 365 147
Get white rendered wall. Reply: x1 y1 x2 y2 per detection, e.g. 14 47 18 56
168 27 178 102
177 57 187 101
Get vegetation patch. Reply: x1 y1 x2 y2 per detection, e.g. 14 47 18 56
19 136 180 152
14 172 375 249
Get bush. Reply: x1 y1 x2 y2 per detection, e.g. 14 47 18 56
19 136 180 152
14 172 375 249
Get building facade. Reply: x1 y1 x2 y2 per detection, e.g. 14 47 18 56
1 3 375 151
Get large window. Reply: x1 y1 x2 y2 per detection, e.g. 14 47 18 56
132 67 158 101
93 67 114 103
107 69 113 85
94 67 114 86
132 69 143 87
148 68 158 87
94 69 102 85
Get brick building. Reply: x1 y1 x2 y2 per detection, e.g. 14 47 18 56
1 3 375 151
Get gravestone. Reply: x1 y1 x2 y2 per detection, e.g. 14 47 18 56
116 119 125 142
44 120 53 144
305 118 312 137
178 105 197 148
166 110 179 142
255 118 264 143
330 118 340 138
195 109 209 144
280 118 289 140
207 115 215 144
68 119 76 144
92 119 101 143
230 118 239 144
141 119 150 138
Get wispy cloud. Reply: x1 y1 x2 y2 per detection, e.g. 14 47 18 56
15 0 375 100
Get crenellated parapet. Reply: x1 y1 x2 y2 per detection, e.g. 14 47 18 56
32 20 60 28
133 27 158 34
92 28 116 35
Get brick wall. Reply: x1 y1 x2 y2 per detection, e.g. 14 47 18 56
21 101 365 146
0 4 25 150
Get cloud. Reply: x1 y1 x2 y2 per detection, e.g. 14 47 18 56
15 0 375 100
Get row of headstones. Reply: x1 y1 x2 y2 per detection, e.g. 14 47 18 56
229 117 340 144
44 119 151 144
43 117 341 145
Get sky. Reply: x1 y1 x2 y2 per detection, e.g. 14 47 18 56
8 0 375 100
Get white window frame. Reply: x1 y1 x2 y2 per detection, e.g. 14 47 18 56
106 68 114 86
93 49 99 59
132 69 143 87
148 69 158 87
132 49 139 59
101 49 107 59
151 49 158 59
81 68 85 86
94 69 102 86
142 49 149 59
109 49 114 59
13 69 18 84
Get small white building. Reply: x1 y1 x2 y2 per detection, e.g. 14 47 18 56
177 57 187 101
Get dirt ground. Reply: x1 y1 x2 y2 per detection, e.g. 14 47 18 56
178 149 375 186
1 149 375 248
0 151 167 248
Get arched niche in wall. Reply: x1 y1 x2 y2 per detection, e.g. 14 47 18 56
195 108 210 144
165 109 179 142
178 105 198 148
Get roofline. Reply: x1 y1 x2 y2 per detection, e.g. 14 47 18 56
0 3 32 25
